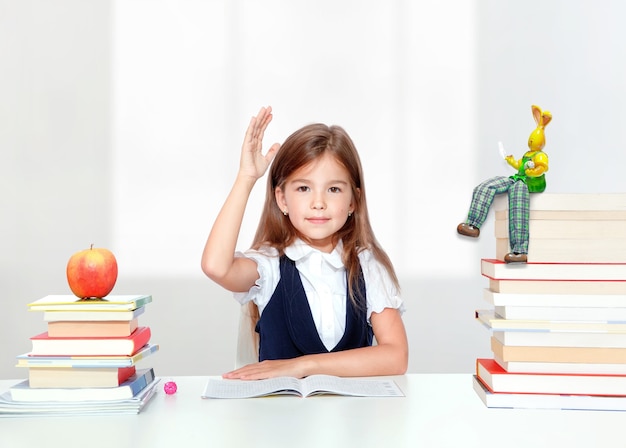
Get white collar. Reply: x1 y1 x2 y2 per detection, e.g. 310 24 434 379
284 239 345 270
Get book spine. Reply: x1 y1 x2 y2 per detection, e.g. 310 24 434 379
132 343 159 363
128 368 155 396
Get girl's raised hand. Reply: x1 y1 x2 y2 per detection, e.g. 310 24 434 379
239 106 281 181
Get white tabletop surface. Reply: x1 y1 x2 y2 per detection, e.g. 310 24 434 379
0 374 624 448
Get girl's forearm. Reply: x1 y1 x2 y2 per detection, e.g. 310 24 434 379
299 343 409 378
201 174 257 281
224 342 408 380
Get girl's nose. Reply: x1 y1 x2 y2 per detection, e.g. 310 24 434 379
311 193 326 209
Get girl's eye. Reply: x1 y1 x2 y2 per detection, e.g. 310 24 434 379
329 186 341 193
296 186 310 192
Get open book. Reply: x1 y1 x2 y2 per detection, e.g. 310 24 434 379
201 374 404 399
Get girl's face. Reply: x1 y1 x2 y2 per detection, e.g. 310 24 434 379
275 153 355 253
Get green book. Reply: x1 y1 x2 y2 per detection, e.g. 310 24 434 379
28 294 152 312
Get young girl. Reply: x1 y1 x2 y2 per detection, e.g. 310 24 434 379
201 106 408 380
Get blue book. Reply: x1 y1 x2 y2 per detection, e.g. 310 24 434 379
9 368 156 402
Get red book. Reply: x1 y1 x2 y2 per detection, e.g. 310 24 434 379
476 358 626 396
30 327 151 356
28 366 136 388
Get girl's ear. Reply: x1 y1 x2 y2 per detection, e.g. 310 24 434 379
275 187 287 211
351 187 361 213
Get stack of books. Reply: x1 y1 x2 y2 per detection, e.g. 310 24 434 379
0 294 160 416
472 193 626 410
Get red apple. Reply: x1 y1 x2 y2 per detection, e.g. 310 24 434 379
66 245 118 298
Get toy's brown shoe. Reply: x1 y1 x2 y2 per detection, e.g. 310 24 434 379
504 252 528 264
457 223 480 238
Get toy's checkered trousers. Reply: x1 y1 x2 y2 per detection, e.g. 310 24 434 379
465 176 530 254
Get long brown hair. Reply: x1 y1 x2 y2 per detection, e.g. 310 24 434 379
252 123 400 304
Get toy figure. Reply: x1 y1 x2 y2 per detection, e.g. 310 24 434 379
457 104 552 263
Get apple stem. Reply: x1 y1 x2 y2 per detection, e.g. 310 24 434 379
90 243 94 250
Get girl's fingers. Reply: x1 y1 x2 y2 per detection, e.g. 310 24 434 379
264 142 281 163
243 115 258 146
245 106 273 151
256 110 273 144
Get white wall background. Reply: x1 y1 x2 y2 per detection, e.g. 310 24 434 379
2 0 626 379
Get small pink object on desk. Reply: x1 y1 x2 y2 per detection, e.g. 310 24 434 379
164 381 177 395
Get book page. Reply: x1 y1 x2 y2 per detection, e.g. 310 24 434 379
302 375 404 397
202 377 304 399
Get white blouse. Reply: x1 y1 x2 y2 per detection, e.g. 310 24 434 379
234 239 404 351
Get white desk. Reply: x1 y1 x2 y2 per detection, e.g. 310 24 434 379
0 374 623 448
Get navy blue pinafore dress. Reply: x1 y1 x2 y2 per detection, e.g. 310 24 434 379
256 255 373 361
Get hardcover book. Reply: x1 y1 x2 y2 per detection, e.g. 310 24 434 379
483 288 626 309
481 259 626 282
493 355 626 375
473 375 626 411
495 209 626 221
42 306 146 322
493 330 626 348
495 238 626 263
495 218 626 239
16 343 159 368
493 193 626 212
493 304 626 321
47 318 139 338
476 309 626 333
488 278 626 295
476 358 626 396
29 326 151 356
28 366 136 388
491 336 626 364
